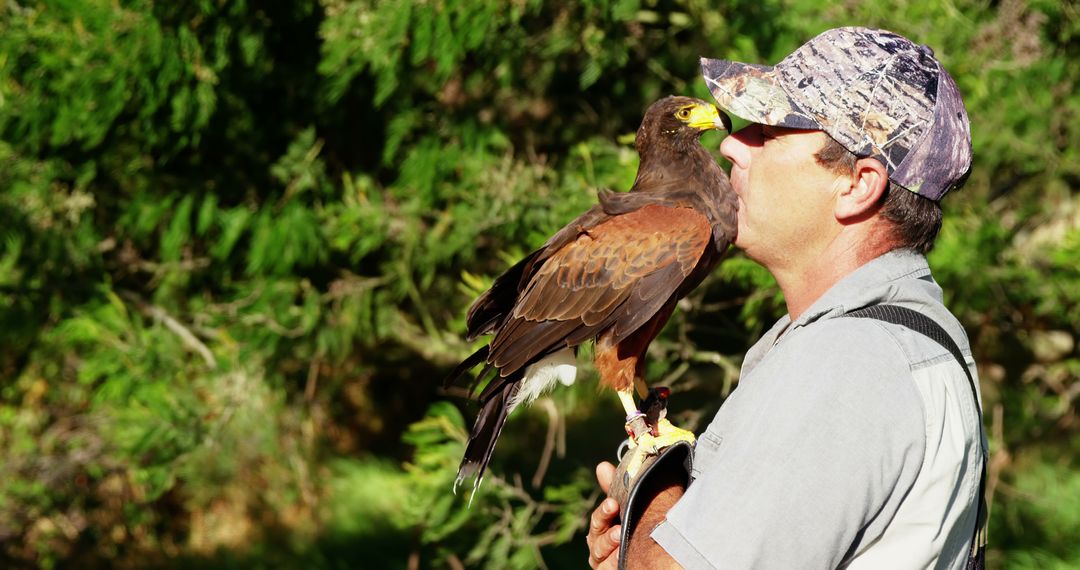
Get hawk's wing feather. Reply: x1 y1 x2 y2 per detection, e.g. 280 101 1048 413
464 204 610 340
516 204 709 320
464 250 542 341
488 317 582 375
487 204 711 375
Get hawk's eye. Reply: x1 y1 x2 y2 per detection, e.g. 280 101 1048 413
676 108 692 120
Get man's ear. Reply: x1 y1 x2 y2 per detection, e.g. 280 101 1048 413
835 157 889 222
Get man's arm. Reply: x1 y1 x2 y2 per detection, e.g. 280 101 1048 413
623 467 684 569
586 461 684 569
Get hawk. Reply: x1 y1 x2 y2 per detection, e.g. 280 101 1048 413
446 96 737 494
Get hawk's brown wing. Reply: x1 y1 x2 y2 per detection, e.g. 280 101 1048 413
488 203 712 375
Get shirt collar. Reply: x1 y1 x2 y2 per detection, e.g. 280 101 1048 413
741 250 936 372
790 249 934 330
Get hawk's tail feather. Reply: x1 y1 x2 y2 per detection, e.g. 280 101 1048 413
454 373 522 500
443 344 491 390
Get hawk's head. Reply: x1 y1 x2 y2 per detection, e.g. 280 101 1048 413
637 95 732 154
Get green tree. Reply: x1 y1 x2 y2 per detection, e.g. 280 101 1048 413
0 0 1075 568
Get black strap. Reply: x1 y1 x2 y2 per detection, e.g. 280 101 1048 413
846 305 980 412
846 304 987 569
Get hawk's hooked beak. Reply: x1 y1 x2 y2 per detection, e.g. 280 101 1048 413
688 103 732 133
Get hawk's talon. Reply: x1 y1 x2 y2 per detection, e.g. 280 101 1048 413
617 417 697 483
654 418 696 446
634 433 661 455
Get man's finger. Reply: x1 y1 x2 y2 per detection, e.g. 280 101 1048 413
589 523 621 569
591 522 626 565
590 497 619 533
589 462 622 568
596 461 616 494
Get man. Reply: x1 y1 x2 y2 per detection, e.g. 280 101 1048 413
586 27 985 569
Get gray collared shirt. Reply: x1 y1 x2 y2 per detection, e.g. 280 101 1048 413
652 250 985 569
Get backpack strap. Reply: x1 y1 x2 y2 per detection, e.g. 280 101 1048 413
846 304 987 569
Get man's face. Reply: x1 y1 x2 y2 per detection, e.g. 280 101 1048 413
720 124 847 271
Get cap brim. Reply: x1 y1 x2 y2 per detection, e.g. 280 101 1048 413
700 57 820 130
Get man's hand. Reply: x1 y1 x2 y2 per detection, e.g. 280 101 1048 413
589 453 688 570
587 462 621 569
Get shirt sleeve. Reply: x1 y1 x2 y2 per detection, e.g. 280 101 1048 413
652 319 927 569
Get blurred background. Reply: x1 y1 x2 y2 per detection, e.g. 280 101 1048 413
0 0 1076 568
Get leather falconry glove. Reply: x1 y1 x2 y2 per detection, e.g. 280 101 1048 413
607 388 695 570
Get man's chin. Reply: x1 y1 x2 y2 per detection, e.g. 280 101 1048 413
733 223 750 252
733 234 767 263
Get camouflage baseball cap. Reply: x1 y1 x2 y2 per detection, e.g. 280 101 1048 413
701 27 972 201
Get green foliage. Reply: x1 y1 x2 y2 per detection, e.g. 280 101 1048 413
395 401 597 568
320 402 597 568
994 453 1080 569
0 0 1076 567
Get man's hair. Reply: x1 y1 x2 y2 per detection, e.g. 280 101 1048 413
815 136 942 254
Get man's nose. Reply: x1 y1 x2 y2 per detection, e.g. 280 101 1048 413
720 128 752 170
